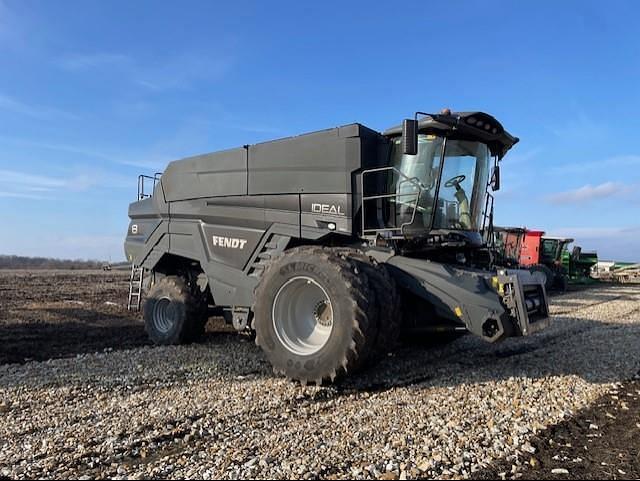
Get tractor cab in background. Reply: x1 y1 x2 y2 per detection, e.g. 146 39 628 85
493 228 598 291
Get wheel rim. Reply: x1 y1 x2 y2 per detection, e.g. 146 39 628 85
272 276 334 356
152 297 178 334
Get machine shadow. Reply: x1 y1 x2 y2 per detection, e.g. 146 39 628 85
333 314 640 395
2 300 639 396
0 309 149 365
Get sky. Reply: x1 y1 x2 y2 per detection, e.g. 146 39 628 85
0 0 639 262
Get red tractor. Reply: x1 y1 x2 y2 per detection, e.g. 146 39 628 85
493 227 569 291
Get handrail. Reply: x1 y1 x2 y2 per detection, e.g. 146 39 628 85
481 191 495 247
137 172 163 200
360 166 423 238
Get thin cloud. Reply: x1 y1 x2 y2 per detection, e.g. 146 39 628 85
0 191 49 200
545 181 628 204
546 226 640 239
0 134 179 170
134 53 232 91
0 93 80 120
57 51 233 92
504 147 542 165
0 169 67 188
57 53 132 71
550 113 610 141
0 168 131 200
552 154 640 175
0 135 117 163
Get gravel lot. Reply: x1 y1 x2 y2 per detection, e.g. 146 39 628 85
0 271 639 480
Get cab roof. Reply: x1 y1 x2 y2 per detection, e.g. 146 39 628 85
383 111 519 159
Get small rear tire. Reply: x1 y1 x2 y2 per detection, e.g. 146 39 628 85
144 275 208 345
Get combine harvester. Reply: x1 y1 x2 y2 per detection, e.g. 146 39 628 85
492 227 598 291
124 109 550 384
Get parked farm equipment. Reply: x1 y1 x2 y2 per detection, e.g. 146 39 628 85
124 110 550 383
492 227 598 291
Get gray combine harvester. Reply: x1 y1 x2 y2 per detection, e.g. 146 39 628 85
124 110 550 384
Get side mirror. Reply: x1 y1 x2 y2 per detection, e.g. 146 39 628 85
402 119 418 155
491 165 500 191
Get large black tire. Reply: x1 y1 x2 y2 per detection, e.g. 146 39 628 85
556 273 569 292
335 249 401 357
529 264 554 292
144 275 208 345
253 247 378 384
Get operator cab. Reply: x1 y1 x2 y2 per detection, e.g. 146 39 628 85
388 134 490 233
362 110 518 256
540 237 574 265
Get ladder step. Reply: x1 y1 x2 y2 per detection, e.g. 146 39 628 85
127 264 144 311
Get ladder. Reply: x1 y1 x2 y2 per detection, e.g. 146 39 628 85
127 264 144 311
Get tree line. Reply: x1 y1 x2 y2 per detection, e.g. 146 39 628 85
0 255 105 270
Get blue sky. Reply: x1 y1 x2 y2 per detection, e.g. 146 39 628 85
0 0 639 261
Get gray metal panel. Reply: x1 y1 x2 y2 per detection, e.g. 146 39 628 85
300 193 352 235
162 147 248 202
247 126 363 195
160 218 257 306
170 196 267 230
125 220 168 266
201 223 265 269
263 194 300 230
386 256 506 338
124 192 167 264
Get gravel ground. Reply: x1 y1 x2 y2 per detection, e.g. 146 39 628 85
0 274 639 480
473 375 640 479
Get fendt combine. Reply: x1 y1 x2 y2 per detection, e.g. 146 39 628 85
124 110 550 384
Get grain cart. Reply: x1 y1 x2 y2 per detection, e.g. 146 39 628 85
124 110 550 384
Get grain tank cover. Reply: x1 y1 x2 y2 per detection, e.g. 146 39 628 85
158 124 384 202
162 147 248 202
247 124 381 195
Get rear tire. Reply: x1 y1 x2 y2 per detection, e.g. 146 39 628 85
253 247 378 384
144 275 208 345
529 264 554 291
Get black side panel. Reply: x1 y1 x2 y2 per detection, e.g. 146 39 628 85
160 195 302 307
162 147 248 202
300 193 352 236
201 224 265 269
247 124 382 195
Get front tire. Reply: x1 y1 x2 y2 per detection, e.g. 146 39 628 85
334 248 401 357
529 264 554 291
143 275 208 345
253 247 378 384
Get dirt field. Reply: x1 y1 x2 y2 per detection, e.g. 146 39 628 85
0 270 638 480
0 270 148 365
